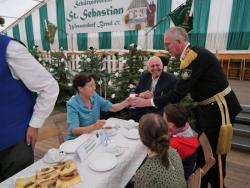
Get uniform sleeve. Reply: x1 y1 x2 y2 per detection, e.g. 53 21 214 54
96 94 113 112
153 58 204 108
6 40 59 128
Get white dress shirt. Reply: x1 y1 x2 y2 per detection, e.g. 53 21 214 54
150 76 159 93
180 42 190 60
6 40 59 128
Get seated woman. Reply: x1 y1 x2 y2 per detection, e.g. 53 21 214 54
67 72 129 140
134 113 186 188
163 104 199 180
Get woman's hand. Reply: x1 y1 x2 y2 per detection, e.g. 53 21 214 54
94 120 106 130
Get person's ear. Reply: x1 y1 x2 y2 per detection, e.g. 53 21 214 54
77 86 83 92
168 122 176 131
176 39 181 44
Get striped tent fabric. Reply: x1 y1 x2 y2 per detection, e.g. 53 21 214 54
2 0 250 51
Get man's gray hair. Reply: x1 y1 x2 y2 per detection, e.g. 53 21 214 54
167 27 189 41
148 56 163 65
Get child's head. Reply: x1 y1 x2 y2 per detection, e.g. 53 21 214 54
139 113 170 167
163 104 188 132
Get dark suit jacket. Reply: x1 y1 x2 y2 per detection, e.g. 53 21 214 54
129 71 178 122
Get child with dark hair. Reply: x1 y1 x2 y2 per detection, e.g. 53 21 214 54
164 104 199 180
134 113 186 188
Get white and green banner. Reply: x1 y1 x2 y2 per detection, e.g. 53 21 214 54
65 0 129 33
2 0 250 51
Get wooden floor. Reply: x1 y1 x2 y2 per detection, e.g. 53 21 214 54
35 113 250 188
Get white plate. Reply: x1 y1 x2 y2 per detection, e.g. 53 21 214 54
59 140 81 153
105 143 125 156
124 120 139 129
87 153 117 172
123 129 140 140
107 118 129 127
106 147 125 156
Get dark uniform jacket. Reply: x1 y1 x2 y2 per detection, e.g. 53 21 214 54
153 46 241 149
130 71 178 122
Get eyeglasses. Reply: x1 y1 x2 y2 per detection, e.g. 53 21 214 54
84 83 96 88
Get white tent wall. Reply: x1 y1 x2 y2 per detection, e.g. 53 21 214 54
111 31 125 50
205 0 233 50
1 0 250 51
18 19 28 47
6 29 13 38
47 0 59 50
32 10 43 49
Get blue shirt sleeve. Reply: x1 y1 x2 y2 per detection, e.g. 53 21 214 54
66 97 81 139
95 94 112 112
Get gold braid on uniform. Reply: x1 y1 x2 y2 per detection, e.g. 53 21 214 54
180 48 198 69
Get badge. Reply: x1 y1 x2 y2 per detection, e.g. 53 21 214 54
181 69 192 80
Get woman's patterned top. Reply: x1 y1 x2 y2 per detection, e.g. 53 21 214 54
134 147 187 188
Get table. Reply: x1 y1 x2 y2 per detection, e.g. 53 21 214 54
0 118 147 188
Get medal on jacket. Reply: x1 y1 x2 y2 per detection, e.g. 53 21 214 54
181 69 192 80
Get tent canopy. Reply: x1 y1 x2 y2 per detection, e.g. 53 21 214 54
1 0 250 51
0 0 40 31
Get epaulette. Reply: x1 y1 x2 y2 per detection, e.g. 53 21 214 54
180 48 198 69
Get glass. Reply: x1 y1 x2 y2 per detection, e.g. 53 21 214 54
129 92 136 109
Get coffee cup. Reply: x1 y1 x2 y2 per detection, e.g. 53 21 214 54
47 148 60 161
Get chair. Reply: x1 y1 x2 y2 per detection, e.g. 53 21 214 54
35 113 67 160
188 133 216 188
188 168 202 188
37 113 67 144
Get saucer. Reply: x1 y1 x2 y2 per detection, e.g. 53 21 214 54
124 120 139 129
106 146 125 156
87 153 117 172
105 143 125 156
123 129 140 140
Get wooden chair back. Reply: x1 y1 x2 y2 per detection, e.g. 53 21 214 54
188 132 216 188
37 113 67 144
188 168 202 188
199 132 216 177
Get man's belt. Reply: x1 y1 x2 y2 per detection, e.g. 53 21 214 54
198 86 231 106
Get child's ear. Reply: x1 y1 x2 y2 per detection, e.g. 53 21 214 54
168 122 175 131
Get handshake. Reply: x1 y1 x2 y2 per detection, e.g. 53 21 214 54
124 90 154 108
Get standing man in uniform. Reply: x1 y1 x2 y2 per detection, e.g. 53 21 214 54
0 17 59 182
129 27 241 188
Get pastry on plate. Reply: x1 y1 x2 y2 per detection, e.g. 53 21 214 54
15 176 36 188
56 160 81 188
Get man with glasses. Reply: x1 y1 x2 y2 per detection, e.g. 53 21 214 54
129 26 241 188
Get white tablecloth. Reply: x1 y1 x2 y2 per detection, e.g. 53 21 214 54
0 118 147 188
